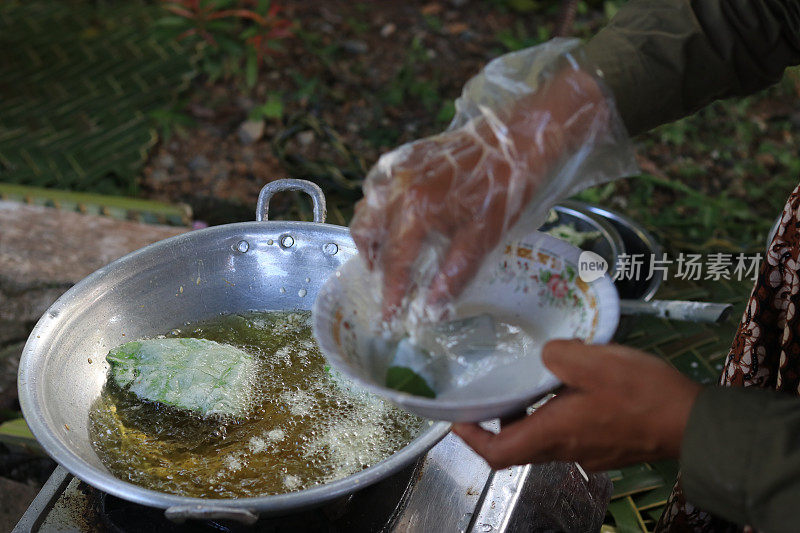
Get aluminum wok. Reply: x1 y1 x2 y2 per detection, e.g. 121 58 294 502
17 179 450 524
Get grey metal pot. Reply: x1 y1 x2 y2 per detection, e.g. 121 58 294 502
17 179 450 524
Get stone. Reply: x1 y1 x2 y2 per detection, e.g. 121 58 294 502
380 23 396 38
213 166 231 181
203 125 226 138
188 154 210 172
458 29 477 42
342 40 369 54
156 153 175 170
241 146 256 165
0 477 40 531
237 119 265 145
235 96 256 112
0 201 186 324
149 169 171 183
297 131 315 146
0 202 188 412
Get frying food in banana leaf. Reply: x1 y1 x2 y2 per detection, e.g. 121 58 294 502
106 338 256 417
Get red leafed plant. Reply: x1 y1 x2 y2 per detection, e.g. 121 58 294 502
156 0 293 87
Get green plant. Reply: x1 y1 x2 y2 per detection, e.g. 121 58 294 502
423 13 443 32
495 20 550 52
344 15 369 35
603 0 622 19
288 71 322 104
361 124 402 149
484 0 542 13
0 0 196 195
294 28 342 69
155 0 293 88
250 93 284 120
435 100 456 125
382 36 443 112
149 100 196 140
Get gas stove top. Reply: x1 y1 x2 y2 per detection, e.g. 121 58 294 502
14 430 610 532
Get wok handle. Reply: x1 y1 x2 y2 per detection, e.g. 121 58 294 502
256 178 327 223
620 299 733 324
164 505 259 525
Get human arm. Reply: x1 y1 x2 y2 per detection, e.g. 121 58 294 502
452 340 701 471
453 340 800 533
352 62 626 316
583 0 800 135
680 385 800 532
351 41 637 320
352 1 800 318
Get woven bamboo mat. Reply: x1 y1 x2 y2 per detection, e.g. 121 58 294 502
0 0 194 195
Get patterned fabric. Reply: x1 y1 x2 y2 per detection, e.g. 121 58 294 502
656 184 800 531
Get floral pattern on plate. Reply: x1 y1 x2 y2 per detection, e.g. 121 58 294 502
492 245 594 338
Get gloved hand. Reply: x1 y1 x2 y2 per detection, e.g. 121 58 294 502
351 39 637 322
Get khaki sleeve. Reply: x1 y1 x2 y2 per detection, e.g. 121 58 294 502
582 0 800 136
680 386 800 532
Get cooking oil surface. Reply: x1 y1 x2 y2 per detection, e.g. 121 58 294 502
88 310 423 499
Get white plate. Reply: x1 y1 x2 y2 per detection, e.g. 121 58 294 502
313 231 619 422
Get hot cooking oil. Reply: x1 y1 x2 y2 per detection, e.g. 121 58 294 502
88 310 423 499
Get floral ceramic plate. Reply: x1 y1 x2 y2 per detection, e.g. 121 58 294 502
313 231 619 422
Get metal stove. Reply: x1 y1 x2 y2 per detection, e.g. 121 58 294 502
14 429 610 532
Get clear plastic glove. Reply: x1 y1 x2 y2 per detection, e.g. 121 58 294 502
350 38 638 322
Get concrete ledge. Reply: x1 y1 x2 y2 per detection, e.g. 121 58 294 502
0 201 187 323
0 201 188 410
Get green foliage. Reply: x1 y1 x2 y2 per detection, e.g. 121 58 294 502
154 0 293 88
495 20 550 52
149 102 196 140
288 70 322 104
603 0 621 19
574 182 617 204
344 15 370 35
654 116 695 146
361 124 402 149
436 100 456 126
573 70 800 255
484 0 542 13
381 37 444 112
385 366 436 398
423 13 443 32
250 94 284 120
295 28 342 69
0 0 195 194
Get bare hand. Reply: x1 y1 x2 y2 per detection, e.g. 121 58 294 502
453 340 702 471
